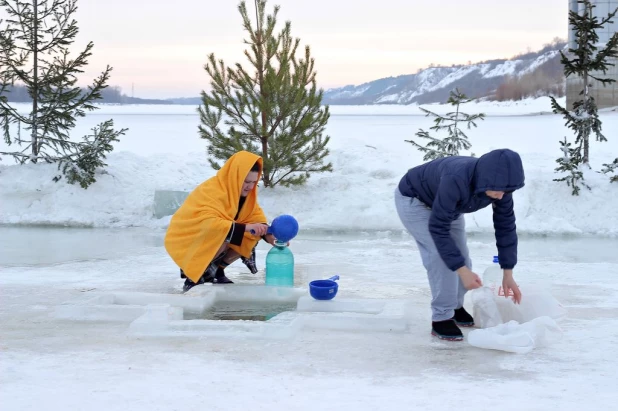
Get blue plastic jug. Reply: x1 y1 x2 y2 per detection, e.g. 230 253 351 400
265 241 294 287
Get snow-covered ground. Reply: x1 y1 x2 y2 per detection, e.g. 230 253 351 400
1 98 618 410
2 97 618 235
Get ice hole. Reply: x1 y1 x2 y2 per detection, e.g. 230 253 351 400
183 301 298 321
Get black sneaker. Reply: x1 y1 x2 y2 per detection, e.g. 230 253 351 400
452 307 474 327
180 251 226 283
431 319 464 341
182 272 215 293
180 265 216 280
212 267 234 284
213 275 234 284
182 279 196 293
240 247 258 274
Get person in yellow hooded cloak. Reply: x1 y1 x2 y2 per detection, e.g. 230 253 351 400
164 151 276 292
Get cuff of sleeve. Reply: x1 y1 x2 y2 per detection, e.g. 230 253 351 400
229 223 246 246
500 264 515 270
450 262 467 272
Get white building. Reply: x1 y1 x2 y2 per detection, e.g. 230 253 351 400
566 0 618 109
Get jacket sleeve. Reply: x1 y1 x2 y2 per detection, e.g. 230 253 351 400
492 193 518 269
428 174 468 271
225 222 246 246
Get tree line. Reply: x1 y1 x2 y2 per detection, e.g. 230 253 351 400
1 0 616 193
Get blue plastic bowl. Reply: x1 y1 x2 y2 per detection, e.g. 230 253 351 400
309 276 340 300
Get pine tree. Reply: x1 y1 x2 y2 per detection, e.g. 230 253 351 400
198 0 332 188
549 0 618 193
554 137 590 195
406 88 484 161
0 0 126 189
601 158 618 183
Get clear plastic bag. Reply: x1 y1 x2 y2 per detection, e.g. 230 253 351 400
492 284 567 324
467 316 562 354
470 287 503 328
471 284 567 329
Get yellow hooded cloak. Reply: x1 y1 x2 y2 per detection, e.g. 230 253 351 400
164 151 268 283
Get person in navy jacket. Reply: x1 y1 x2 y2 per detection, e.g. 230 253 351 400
394 148 525 341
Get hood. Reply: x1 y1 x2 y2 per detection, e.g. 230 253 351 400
474 149 525 194
215 150 263 200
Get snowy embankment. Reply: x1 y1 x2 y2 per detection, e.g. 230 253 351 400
1 98 617 236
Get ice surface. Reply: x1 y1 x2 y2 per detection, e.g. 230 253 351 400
55 286 413 338
153 190 190 218
296 295 386 313
55 286 304 320
3 230 618 411
2 102 618 410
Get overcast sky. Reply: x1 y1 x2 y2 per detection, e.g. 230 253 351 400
13 0 569 98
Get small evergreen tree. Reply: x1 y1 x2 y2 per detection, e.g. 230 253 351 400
554 137 590 195
601 158 618 183
549 0 618 194
198 0 332 188
0 0 126 189
406 88 484 161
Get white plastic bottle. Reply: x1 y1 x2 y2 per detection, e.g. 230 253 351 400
482 256 502 293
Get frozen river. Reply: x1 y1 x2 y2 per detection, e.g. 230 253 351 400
2 224 618 268
2 225 618 267
2 102 618 410
2 225 618 411
2 225 617 303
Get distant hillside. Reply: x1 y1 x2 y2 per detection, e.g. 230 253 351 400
164 97 202 105
165 40 567 106
1 85 170 105
323 39 566 105
1 40 566 106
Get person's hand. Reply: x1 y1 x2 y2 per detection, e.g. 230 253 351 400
246 223 268 237
263 233 277 245
502 270 522 304
263 234 290 246
456 266 483 290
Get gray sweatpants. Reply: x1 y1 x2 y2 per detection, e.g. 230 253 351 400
394 188 472 321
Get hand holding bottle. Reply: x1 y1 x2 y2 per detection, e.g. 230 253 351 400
502 269 522 304
456 266 483 290
246 223 268 237
263 233 277 245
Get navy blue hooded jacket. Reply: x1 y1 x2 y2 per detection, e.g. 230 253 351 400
398 149 525 271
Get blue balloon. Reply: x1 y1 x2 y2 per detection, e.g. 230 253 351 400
267 214 299 243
